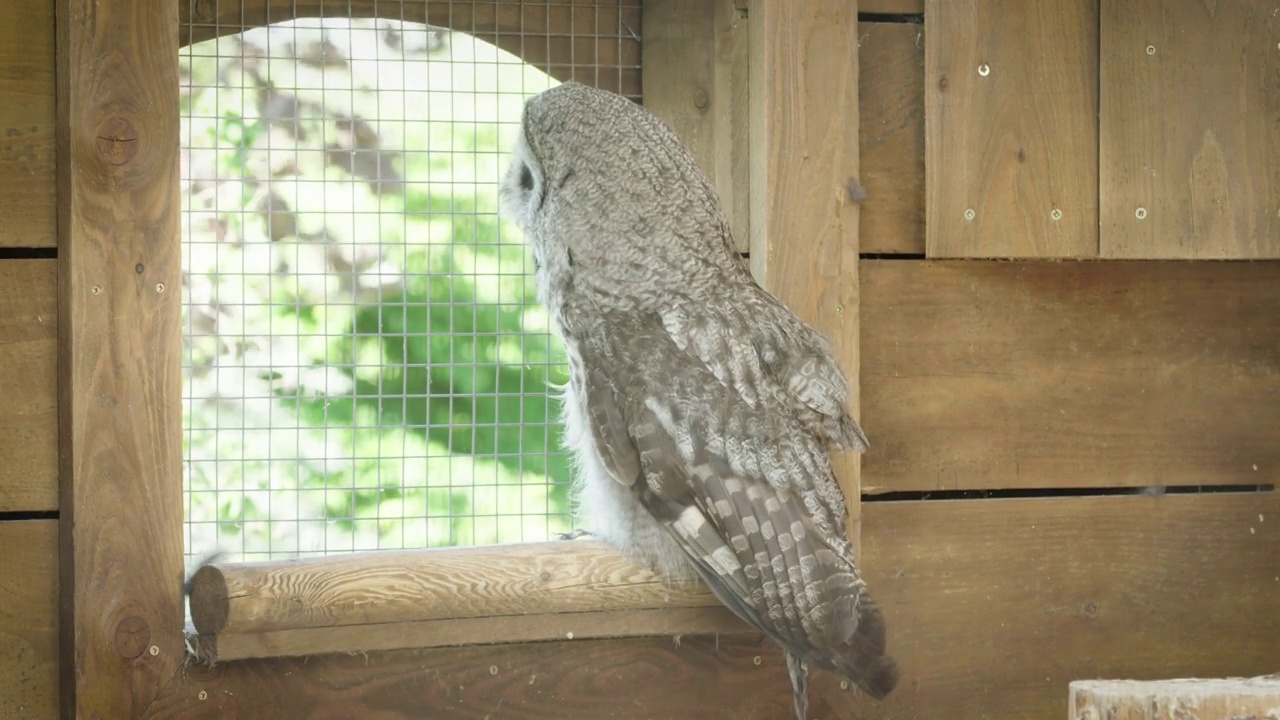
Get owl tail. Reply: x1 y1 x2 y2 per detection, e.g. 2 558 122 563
832 593 901 700
786 652 809 720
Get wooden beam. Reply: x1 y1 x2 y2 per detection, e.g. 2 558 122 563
924 0 1099 258
861 0 922 12
0 0 56 248
0 259 57 512
192 540 717 635
712 0 751 255
861 260 1280 493
178 0 644 98
0 520 59 718
1070 677 1280 720
188 540 750 662
859 21 925 255
146 634 868 720
748 0 865 550
863 492 1280 719
1099 0 1280 259
56 0 185 715
195 606 750 663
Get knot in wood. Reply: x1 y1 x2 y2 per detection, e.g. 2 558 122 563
114 615 151 659
96 117 139 167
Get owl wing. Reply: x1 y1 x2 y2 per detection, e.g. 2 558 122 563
579 351 898 699
656 293 864 548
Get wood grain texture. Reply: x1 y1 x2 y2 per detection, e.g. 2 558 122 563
190 540 720 636
861 260 1280 493
56 0 186 715
197 606 749 662
861 0 923 13
748 0 865 551
0 0 56 248
859 21 925 255
1071 676 1280 720
0 260 57 512
924 0 1099 258
862 493 1280 719
0 520 59 720
146 634 875 720
712 0 750 254
180 0 643 98
1099 0 1280 259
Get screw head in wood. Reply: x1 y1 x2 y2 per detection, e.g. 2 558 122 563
156 282 166 293
489 665 498 675
1051 208 1063 221
978 63 990 76
964 208 976 221
149 645 160 656
198 690 208 701
91 285 101 295
753 655 762 666
1135 207 1148 220
1146 44 1156 55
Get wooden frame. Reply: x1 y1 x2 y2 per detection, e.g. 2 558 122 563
57 0 868 716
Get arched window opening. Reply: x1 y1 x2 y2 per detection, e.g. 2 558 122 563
180 14 640 572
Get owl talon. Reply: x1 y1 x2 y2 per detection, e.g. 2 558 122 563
556 529 593 541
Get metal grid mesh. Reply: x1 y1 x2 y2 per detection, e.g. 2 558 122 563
179 2 642 572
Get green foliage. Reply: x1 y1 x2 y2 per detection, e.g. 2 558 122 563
180 25 570 561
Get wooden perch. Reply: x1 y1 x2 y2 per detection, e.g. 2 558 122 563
188 540 749 662
1070 676 1280 720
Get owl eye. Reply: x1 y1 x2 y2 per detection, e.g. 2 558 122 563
519 163 535 191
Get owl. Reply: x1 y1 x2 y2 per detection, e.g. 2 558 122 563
499 82 899 719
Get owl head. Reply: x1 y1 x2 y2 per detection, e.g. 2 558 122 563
498 82 742 297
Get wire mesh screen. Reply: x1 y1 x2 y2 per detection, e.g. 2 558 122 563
179 2 642 572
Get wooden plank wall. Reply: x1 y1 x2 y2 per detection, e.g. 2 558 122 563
1099 0 1280 259
853 3 1280 718
0 1 1268 718
0 0 59 717
924 0 1099 258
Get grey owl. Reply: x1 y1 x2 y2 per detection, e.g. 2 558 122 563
499 82 899 719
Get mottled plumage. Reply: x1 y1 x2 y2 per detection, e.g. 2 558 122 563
499 82 899 717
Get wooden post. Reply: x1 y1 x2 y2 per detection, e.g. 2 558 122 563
1070 677 1280 720
187 540 745 662
56 0 184 716
747 0 864 555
